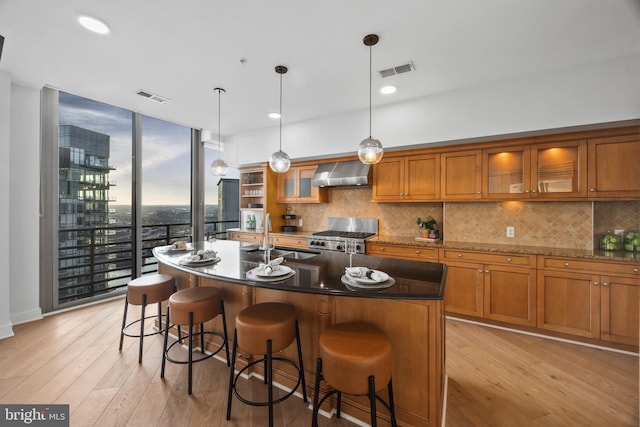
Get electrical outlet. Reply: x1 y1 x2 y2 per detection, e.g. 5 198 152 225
506 226 515 238
298 218 303 227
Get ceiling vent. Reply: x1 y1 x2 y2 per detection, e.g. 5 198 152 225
136 90 169 104
378 61 415 78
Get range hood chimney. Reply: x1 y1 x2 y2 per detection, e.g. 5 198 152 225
312 160 372 187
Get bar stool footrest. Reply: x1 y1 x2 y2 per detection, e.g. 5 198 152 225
232 357 302 407
164 330 227 365
122 314 168 338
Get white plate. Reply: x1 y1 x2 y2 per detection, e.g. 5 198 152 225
251 265 293 278
163 244 193 253
345 268 389 284
246 269 296 282
341 275 395 290
178 256 220 266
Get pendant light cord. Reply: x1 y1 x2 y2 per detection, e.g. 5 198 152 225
369 43 372 138
217 89 221 156
279 72 283 151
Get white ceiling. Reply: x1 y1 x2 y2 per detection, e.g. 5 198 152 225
1 0 639 138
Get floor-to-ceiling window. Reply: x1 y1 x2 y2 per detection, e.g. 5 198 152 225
204 145 240 239
41 89 237 312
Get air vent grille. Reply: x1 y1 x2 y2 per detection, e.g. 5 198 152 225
136 90 169 104
378 61 415 78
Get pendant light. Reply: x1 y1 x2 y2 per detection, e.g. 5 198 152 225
268 65 291 173
210 87 229 176
358 34 384 164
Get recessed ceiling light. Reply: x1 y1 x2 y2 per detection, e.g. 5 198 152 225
77 14 111 35
268 112 281 119
380 85 397 95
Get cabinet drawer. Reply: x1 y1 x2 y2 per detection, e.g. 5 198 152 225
367 243 438 261
272 234 308 249
541 256 640 277
440 249 534 267
228 231 262 243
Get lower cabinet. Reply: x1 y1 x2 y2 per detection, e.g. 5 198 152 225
271 234 308 250
227 230 262 243
366 242 438 261
537 256 640 346
440 249 537 326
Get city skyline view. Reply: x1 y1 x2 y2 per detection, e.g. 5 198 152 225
59 91 239 206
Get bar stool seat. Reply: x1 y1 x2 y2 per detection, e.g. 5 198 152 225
119 273 175 364
161 286 230 395
312 322 397 427
227 302 307 427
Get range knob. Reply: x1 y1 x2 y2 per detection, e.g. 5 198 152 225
320 241 326 246
336 244 343 251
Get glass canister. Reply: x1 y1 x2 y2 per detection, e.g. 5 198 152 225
600 231 622 251
623 229 639 252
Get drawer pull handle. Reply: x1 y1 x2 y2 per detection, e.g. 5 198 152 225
415 250 420 254
603 282 609 287
506 258 512 262
457 254 463 257
594 282 600 286
564 262 570 267
590 188 596 192
478 269 483 273
485 270 489 273
634 268 638 273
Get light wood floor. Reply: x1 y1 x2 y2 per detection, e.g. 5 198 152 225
0 297 637 426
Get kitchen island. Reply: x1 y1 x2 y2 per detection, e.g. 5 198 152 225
153 240 447 427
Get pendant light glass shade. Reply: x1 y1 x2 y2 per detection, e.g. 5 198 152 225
210 87 228 176
269 65 291 173
358 34 384 165
358 137 383 164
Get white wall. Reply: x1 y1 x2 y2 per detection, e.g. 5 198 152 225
226 55 640 166
0 71 13 338
9 84 42 325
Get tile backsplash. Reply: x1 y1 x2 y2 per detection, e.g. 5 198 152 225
283 188 640 251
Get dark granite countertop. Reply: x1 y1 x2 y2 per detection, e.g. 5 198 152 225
153 240 446 300
368 236 640 263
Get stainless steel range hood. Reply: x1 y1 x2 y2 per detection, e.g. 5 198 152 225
311 160 372 187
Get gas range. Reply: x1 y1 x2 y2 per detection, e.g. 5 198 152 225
307 217 378 254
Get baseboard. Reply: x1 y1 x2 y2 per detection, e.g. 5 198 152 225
0 323 14 339
10 308 43 325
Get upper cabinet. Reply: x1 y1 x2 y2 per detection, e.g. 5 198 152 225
481 139 588 199
276 165 328 203
441 150 482 200
587 134 640 199
372 154 440 202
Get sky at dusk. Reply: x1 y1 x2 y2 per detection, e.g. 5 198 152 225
58 91 238 206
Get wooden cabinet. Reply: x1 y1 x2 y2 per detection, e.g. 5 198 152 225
587 134 640 199
441 150 482 200
239 165 284 231
482 139 587 199
440 249 537 326
372 154 440 201
277 165 327 203
366 242 438 261
227 230 262 243
271 234 308 250
537 256 640 345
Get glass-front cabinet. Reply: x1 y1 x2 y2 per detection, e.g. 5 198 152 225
277 165 327 203
482 139 587 199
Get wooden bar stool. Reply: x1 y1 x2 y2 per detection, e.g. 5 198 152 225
118 273 175 364
312 322 397 427
226 302 307 427
161 286 230 395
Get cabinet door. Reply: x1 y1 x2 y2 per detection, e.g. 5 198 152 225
295 166 326 202
537 270 600 338
530 140 587 199
372 157 405 201
484 265 536 326
587 134 640 199
483 145 530 199
444 261 484 317
277 169 297 202
601 275 639 345
441 150 482 200
405 154 440 200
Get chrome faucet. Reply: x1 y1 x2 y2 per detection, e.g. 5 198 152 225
263 213 272 263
